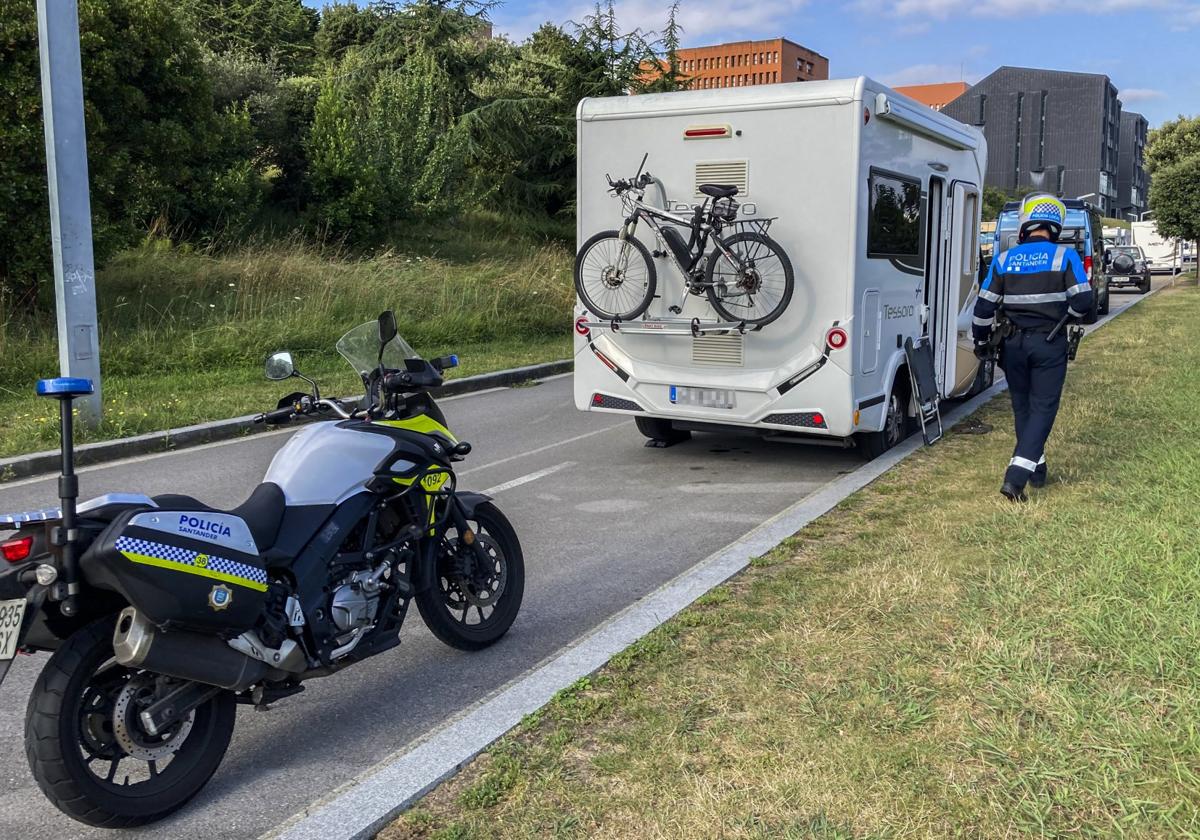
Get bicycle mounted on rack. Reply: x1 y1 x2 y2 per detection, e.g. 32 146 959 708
573 154 795 330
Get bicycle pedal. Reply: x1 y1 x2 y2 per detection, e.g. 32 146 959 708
668 306 682 314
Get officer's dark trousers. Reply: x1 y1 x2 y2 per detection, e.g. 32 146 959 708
1001 330 1068 489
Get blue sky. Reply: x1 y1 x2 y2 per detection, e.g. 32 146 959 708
305 1 1197 126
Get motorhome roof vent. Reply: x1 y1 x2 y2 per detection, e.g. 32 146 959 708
691 333 744 367
695 160 748 198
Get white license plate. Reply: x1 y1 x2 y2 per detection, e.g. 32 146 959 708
0 598 26 660
1112 276 1129 282
670 385 736 409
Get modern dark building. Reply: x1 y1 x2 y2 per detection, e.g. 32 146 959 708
1116 111 1149 219
942 66 1124 216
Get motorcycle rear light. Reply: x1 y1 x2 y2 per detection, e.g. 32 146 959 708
826 327 848 350
2 535 34 563
1084 255 1093 278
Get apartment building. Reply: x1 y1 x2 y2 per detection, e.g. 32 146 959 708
674 37 828 90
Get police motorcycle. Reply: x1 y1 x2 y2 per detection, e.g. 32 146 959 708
0 311 524 827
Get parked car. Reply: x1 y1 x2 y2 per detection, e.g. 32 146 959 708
994 199 1109 319
1104 245 1152 294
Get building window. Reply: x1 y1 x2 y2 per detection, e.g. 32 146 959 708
1037 91 1047 169
1014 92 1024 186
867 169 922 259
977 93 987 125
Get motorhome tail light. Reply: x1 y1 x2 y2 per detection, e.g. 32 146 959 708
2 535 34 563
684 125 731 140
826 327 848 350
575 316 591 337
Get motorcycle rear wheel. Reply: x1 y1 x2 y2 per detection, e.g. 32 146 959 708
25 615 236 828
417 501 525 651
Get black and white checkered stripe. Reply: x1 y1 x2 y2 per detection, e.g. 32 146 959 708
115 536 268 588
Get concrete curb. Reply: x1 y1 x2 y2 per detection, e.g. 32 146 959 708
267 285 1164 840
0 360 572 484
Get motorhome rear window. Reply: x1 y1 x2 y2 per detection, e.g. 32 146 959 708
867 170 922 259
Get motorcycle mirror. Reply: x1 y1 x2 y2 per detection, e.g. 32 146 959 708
264 351 296 381
378 311 398 346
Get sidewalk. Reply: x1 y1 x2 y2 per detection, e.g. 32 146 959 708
382 283 1200 839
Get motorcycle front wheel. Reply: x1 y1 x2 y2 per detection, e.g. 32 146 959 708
417 501 525 651
25 616 236 828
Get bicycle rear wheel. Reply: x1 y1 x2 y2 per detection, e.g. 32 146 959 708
704 231 794 327
574 230 657 321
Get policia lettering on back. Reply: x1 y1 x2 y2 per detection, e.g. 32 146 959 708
972 193 1094 502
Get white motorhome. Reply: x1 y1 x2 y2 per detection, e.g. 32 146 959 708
573 77 989 457
1131 220 1181 274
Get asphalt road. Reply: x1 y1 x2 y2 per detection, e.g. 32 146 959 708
0 283 1160 839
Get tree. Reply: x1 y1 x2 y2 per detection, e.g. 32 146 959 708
1148 156 1200 273
314 2 380 64
187 0 318 75
1146 115 1200 274
0 0 259 303
641 2 689 94
1145 115 1200 174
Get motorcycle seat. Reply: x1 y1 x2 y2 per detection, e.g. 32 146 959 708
152 482 286 553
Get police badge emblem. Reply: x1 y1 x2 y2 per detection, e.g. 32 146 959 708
208 584 233 611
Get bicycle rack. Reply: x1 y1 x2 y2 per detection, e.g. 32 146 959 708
578 316 763 337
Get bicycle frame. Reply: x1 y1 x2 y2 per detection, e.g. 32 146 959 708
616 188 747 315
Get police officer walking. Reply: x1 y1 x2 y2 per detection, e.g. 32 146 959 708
972 194 1094 501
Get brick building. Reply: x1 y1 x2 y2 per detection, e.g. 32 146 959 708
893 81 969 111
673 37 828 91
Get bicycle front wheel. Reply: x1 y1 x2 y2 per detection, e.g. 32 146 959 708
704 231 794 327
574 230 657 321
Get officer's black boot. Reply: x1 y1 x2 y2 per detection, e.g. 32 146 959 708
1030 464 1047 489
1000 481 1028 502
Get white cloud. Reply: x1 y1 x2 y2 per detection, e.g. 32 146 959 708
1120 87 1168 103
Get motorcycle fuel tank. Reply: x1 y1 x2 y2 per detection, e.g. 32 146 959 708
264 422 395 505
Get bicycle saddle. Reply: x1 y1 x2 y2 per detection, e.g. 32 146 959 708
699 184 739 198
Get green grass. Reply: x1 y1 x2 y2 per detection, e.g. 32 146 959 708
381 283 1200 839
0 214 574 458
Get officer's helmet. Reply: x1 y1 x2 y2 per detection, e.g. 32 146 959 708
1017 193 1066 242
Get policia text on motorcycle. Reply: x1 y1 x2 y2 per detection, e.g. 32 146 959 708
972 193 1094 502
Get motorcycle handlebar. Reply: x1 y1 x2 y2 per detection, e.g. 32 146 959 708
255 406 295 425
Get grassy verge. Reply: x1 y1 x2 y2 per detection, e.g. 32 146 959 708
384 283 1200 839
0 214 573 458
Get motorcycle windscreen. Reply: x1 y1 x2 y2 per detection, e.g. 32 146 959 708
336 321 420 378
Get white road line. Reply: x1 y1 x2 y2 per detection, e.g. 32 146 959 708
482 461 575 495
458 422 630 477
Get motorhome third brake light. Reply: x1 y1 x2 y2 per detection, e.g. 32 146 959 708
684 126 731 140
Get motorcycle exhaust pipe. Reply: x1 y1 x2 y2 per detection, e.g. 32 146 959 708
112 607 272 691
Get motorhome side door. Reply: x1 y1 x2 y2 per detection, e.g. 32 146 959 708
922 177 953 393
948 181 982 393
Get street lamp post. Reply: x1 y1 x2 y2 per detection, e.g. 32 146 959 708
36 0 101 425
